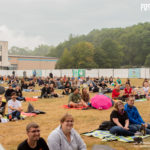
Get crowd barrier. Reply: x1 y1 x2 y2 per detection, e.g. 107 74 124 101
0 68 149 78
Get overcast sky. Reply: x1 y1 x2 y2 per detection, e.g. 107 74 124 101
0 0 149 49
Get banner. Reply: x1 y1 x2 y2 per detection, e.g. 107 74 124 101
128 68 140 78
72 69 85 77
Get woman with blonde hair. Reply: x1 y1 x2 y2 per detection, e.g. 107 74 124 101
47 113 86 150
81 88 90 104
109 100 137 136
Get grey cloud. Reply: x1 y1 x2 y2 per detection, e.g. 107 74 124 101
0 0 149 48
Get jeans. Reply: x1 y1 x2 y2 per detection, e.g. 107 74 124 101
16 97 25 101
130 123 150 134
11 111 21 119
110 125 137 136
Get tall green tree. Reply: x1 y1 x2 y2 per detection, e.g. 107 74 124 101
56 42 98 69
32 45 54 56
55 48 73 69
100 39 123 68
70 42 98 68
144 54 150 67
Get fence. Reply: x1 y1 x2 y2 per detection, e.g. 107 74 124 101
0 68 150 78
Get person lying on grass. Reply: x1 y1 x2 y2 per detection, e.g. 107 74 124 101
124 95 150 134
47 113 86 150
68 87 88 108
17 122 49 150
110 100 137 136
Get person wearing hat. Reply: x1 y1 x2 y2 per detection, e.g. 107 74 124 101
7 92 23 120
68 87 88 108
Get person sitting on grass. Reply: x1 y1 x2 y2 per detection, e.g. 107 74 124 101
62 82 71 95
68 87 88 108
81 88 90 105
89 83 99 93
15 85 25 101
112 85 121 100
28 80 35 91
99 80 112 94
110 100 137 136
0 96 6 116
39 84 51 98
49 83 59 97
17 122 49 150
21 80 29 91
142 81 150 100
124 96 150 134
47 113 86 150
116 77 122 85
5 84 15 101
8 92 23 120
122 83 133 101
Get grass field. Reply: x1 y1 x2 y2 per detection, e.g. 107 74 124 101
0 79 150 150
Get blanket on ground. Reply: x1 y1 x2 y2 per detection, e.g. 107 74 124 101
62 105 87 110
21 112 37 117
25 97 38 102
135 98 147 102
82 130 150 143
23 89 40 92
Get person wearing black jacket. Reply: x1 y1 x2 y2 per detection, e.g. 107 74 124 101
15 86 25 101
49 83 58 97
62 82 71 95
5 85 15 101
39 84 51 98
49 72 53 78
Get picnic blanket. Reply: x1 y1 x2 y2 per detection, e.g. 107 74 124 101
62 105 87 110
25 97 38 102
135 98 147 102
23 89 40 92
82 130 150 143
21 112 37 118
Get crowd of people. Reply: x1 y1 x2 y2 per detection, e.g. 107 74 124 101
0 74 150 149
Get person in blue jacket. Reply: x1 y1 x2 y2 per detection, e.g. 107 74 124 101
124 95 150 134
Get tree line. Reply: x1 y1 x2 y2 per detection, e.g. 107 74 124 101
9 22 150 68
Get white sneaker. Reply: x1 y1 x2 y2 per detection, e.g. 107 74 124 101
12 117 18 121
134 131 143 136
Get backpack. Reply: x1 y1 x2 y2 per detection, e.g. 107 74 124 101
98 121 114 130
26 103 46 114
27 103 34 113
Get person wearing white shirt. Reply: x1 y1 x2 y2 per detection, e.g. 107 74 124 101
47 113 86 150
143 81 150 100
8 92 23 120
